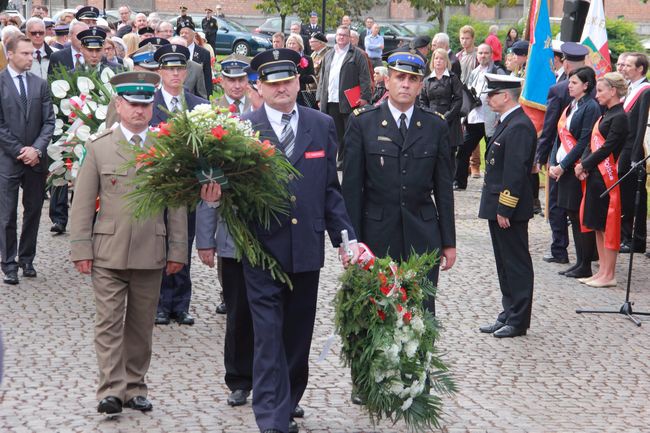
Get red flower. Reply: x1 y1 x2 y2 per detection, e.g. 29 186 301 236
399 287 407 302
135 145 160 167
403 312 412 324
380 285 391 296
215 76 223 84
157 122 171 137
396 304 403 313
211 125 229 140
377 310 386 321
228 104 237 113
298 56 309 69
87 113 93 119
65 158 72 171
369 296 376 305
378 272 387 286
259 139 275 157
212 77 218 84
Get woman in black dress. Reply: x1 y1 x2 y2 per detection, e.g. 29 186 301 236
419 48 463 167
548 66 601 278
286 33 316 107
574 72 629 288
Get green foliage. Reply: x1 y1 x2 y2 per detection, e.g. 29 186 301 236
606 19 644 60
335 251 456 430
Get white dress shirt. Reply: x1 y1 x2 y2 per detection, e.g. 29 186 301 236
264 103 299 140
161 87 184 111
119 123 148 147
225 94 247 113
71 46 84 66
327 44 349 103
7 64 28 97
387 99 414 128
187 42 195 61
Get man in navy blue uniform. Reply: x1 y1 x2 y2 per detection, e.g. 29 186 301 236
151 43 208 326
479 73 536 338
535 42 588 267
201 48 359 433
342 49 456 316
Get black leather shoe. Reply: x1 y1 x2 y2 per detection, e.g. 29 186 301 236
19 263 37 278
620 243 646 254
542 253 569 264
124 395 153 412
558 262 579 275
215 302 227 314
3 271 18 285
155 311 170 325
97 396 123 414
288 419 299 433
493 325 527 338
173 311 195 325
50 223 66 234
292 404 304 418
564 268 592 278
227 389 249 406
479 320 505 333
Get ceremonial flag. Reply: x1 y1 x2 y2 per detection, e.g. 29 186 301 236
520 0 556 133
580 0 611 78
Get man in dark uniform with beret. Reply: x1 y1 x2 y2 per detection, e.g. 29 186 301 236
137 26 155 40
479 73 536 338
176 5 195 29
342 49 456 315
202 8 219 53
535 42 590 268
75 6 99 26
51 24 69 50
411 35 432 76
201 48 359 433
509 40 529 77
177 20 213 97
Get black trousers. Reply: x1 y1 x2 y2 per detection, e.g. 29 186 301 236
243 262 319 432
158 210 196 314
221 257 254 392
0 169 46 272
547 175 569 259
567 210 596 270
455 122 487 188
326 102 349 162
620 164 647 251
49 184 68 226
488 219 534 329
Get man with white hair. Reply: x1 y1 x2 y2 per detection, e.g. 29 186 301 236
25 17 56 79
0 25 24 70
432 32 461 76
47 20 89 73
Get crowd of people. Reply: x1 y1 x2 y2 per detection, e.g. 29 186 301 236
0 3 649 433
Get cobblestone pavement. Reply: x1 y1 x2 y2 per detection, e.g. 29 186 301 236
1 177 650 433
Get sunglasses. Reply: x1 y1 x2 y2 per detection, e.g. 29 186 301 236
29 31 45 36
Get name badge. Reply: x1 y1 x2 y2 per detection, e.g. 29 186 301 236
377 136 392 142
305 150 325 159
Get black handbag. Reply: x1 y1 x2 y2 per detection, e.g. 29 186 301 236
460 84 481 117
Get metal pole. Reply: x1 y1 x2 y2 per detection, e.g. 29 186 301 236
321 0 326 32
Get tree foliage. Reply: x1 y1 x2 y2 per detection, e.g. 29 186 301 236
606 19 644 60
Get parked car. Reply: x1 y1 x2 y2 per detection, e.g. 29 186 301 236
399 21 437 36
327 23 414 59
167 15 272 56
254 16 301 36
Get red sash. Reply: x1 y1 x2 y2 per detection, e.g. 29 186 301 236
579 117 621 250
623 83 650 113
557 105 578 155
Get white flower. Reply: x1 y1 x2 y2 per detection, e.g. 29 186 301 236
100 67 115 84
60 99 72 116
51 80 70 98
410 380 425 397
374 369 385 383
53 118 64 136
385 344 400 364
404 340 418 358
47 144 63 160
48 159 65 173
52 177 68 187
75 125 91 141
388 380 404 396
400 397 413 411
95 104 108 120
77 76 95 94
410 315 425 334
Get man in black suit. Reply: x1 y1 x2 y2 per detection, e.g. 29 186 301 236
47 20 89 74
300 12 321 37
620 52 650 254
202 8 219 53
150 43 209 326
177 21 213 98
317 25 372 165
478 74 536 338
342 49 456 316
0 36 55 284
357 16 374 51
201 48 359 433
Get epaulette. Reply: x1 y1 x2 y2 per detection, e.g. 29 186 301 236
353 105 379 116
87 128 113 142
421 106 445 121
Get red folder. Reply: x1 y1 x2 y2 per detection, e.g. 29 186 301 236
344 85 362 108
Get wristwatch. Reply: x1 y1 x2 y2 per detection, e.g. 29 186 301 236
33 147 42 158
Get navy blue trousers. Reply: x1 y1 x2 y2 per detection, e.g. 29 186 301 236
158 210 195 314
49 185 68 226
547 175 569 259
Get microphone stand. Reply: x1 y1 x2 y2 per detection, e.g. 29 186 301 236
576 153 650 326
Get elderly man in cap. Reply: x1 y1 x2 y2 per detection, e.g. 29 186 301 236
535 42 590 268
51 24 69 50
309 32 329 79
177 20 213 97
176 6 195 29
479 73 536 339
509 40 529 77
201 47 358 433
70 71 188 414
195 53 255 406
342 48 456 319
202 7 219 52
148 43 208 326
137 26 155 41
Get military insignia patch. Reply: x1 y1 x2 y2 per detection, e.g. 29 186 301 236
273 50 279 60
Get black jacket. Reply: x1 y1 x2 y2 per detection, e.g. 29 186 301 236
419 71 463 147
317 45 372 114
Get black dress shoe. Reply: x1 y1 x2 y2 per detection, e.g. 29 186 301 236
215 302 227 314
50 223 66 234
3 271 18 285
288 419 299 433
564 268 592 278
227 389 250 406
19 263 37 278
493 325 527 338
292 404 304 418
173 311 195 325
479 320 505 333
155 311 170 325
124 395 153 412
542 253 569 264
97 396 123 414
620 243 646 254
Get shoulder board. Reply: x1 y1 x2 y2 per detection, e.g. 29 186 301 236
420 106 445 120
88 128 113 142
353 105 379 116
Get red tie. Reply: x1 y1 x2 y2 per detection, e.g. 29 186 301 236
74 53 82 69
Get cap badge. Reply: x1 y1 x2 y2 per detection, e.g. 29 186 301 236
172 45 177 52
272 50 279 60
92 29 97 35
137 72 145 80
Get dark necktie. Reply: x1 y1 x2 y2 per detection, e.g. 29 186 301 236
36 50 42 63
74 53 82 69
399 113 408 140
17 74 27 109
171 96 180 112
233 98 241 114
131 135 142 148
280 111 296 158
